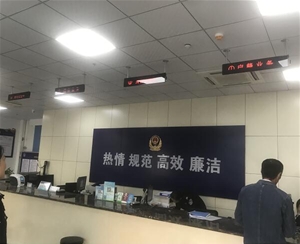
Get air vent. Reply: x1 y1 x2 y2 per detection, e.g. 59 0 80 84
197 70 264 87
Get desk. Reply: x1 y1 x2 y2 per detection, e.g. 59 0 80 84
1 185 243 244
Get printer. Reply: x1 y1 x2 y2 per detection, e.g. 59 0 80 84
10 174 25 187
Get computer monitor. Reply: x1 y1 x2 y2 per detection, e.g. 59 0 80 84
77 176 87 193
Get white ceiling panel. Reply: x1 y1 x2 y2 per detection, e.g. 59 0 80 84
168 70 208 83
89 90 120 100
131 4 201 39
28 40 82 61
0 38 21 54
228 42 275 63
144 93 171 101
110 0 177 16
251 82 288 93
94 49 140 68
272 36 300 57
46 1 125 28
93 18 154 48
11 4 81 38
146 58 191 74
0 0 40 16
110 90 139 98
289 56 300 68
192 89 223 98
219 85 254 95
206 19 269 49
18 80 56 92
261 71 285 83
0 77 25 87
62 58 108 73
89 69 125 84
160 31 217 57
181 51 225 70
116 63 156 76
152 84 186 93
4 48 55 66
0 14 5 19
70 74 105 87
18 68 58 80
0 55 31 71
183 1 261 29
287 81 300 90
263 12 300 40
0 68 11 74
179 80 214 91
126 86 158 96
122 41 175 63
92 82 123 92
167 91 197 100
0 18 49 46
104 97 130 104
1 72 41 84
127 96 150 103
39 62 82 78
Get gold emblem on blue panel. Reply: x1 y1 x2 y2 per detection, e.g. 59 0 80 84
149 135 162 151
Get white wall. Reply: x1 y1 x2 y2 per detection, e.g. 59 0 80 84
39 90 300 218
23 119 43 152
0 117 24 173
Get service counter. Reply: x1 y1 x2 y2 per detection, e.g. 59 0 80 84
0 184 243 244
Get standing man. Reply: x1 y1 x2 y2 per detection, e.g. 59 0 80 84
0 145 7 244
235 158 295 244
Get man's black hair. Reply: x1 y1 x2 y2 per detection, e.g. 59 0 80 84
0 146 4 159
261 158 283 180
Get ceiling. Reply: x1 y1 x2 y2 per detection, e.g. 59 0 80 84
0 0 299 120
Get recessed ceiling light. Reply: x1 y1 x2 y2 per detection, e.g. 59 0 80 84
256 0 300 16
54 95 84 104
56 29 115 57
283 67 300 81
0 106 7 110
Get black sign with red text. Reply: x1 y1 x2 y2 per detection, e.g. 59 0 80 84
124 73 167 87
55 84 85 94
8 91 31 101
222 55 289 75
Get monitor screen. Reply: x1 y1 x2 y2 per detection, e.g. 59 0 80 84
77 176 87 192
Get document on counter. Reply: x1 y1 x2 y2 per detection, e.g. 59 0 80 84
189 211 221 221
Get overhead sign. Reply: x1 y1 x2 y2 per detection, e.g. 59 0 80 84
222 55 289 75
8 91 31 101
90 126 245 200
124 73 167 87
55 84 85 95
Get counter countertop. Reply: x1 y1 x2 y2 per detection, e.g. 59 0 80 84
0 183 243 237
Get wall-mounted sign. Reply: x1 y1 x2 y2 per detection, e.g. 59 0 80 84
8 91 31 101
55 84 85 95
222 55 289 75
124 73 167 87
0 128 16 158
90 126 245 200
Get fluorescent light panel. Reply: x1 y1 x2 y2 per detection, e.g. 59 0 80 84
137 77 166 84
256 0 300 16
283 67 300 81
56 29 115 57
0 106 7 110
54 95 84 104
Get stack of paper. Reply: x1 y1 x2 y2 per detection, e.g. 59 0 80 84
189 211 222 221
189 211 210 219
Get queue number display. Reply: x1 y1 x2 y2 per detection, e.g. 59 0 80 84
55 84 85 95
8 91 31 101
222 55 289 75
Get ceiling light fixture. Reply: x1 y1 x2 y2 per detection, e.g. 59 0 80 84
56 29 115 57
0 106 7 110
256 0 300 16
54 95 84 104
283 67 300 81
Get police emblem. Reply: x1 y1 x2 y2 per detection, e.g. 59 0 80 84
149 135 162 151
